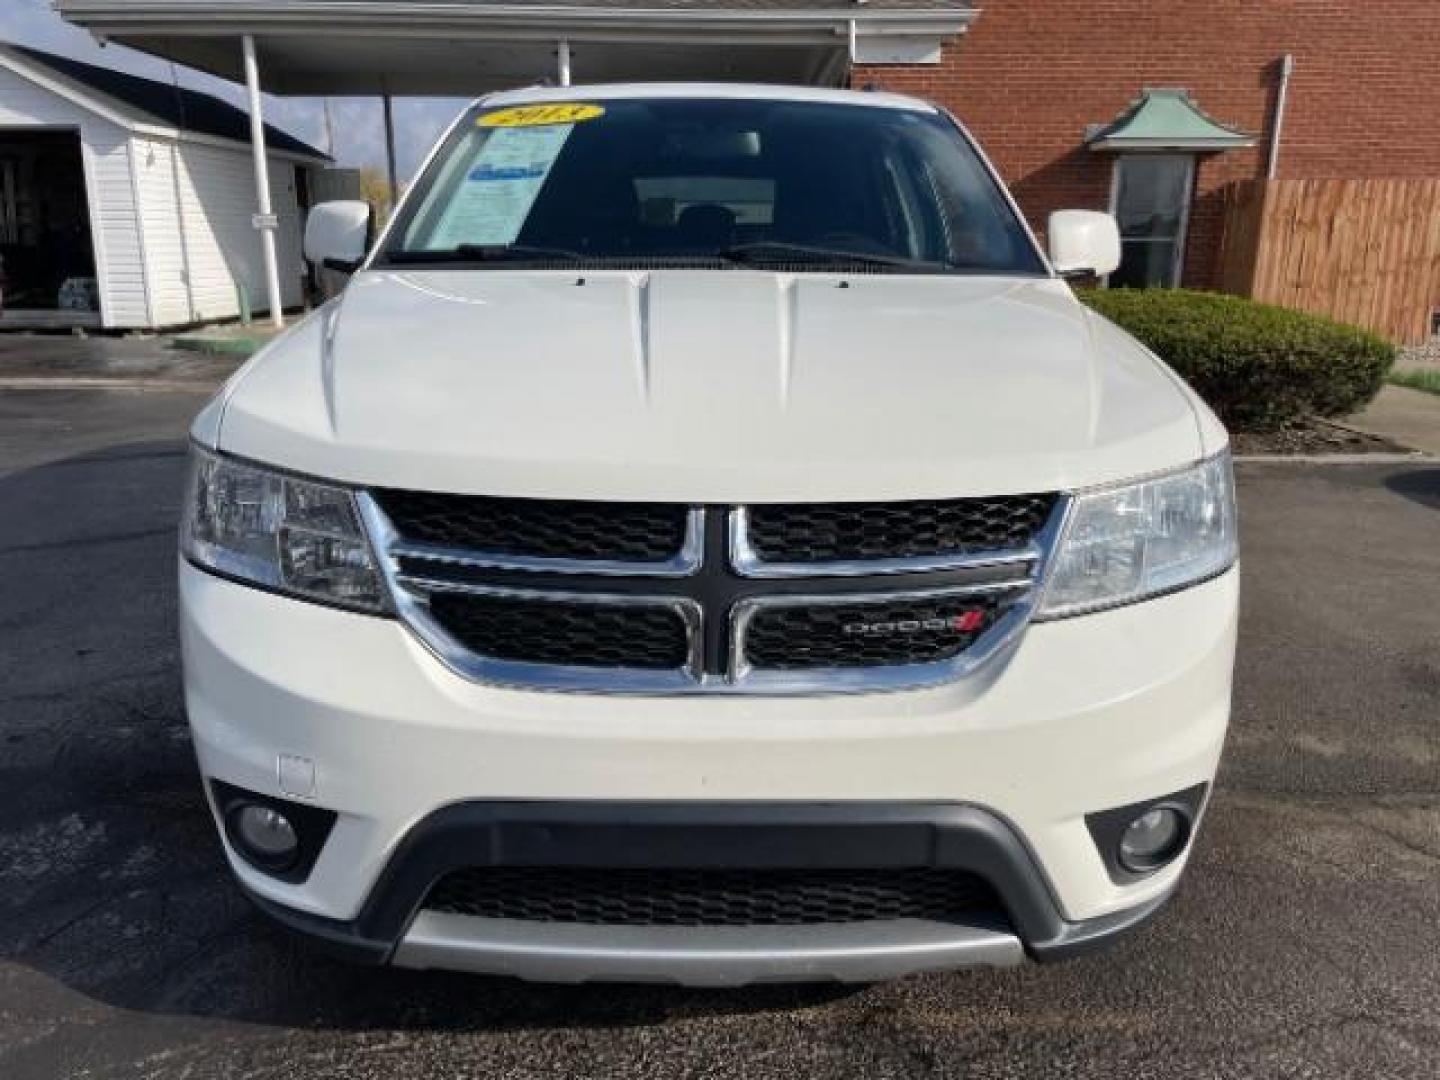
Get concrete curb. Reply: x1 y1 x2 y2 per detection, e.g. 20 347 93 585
0 377 218 392
1234 452 1433 465
1318 416 1408 440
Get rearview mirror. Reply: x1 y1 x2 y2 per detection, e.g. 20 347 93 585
1048 210 1122 278
304 200 372 273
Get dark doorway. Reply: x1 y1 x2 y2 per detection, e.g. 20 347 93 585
0 129 99 323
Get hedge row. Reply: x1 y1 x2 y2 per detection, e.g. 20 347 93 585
1080 289 1396 431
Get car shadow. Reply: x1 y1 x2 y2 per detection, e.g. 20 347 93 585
1383 467 1440 509
0 440 859 1035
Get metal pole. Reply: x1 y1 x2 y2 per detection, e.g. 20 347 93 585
557 39 572 87
1267 54 1295 180
241 35 283 328
382 91 399 220
322 97 336 158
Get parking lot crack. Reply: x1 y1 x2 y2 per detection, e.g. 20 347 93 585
0 525 177 557
18 893 118 956
0 668 175 707
1353 818 1440 864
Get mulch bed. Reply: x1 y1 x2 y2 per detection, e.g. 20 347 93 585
1231 418 1413 456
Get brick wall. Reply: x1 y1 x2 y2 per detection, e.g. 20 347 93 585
855 1 1440 289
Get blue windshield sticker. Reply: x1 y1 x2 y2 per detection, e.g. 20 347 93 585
468 164 549 182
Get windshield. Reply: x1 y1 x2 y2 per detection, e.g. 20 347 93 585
381 98 1047 275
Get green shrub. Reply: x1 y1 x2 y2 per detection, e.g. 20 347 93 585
1079 289 1396 431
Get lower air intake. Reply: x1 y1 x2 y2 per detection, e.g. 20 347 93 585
422 867 998 927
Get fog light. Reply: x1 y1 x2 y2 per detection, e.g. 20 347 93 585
1118 807 1188 872
232 804 300 868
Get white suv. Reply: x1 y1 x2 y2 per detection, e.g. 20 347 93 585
180 84 1238 985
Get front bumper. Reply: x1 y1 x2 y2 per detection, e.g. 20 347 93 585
240 800 1180 985
180 562 1237 982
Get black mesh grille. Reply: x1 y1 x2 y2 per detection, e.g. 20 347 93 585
373 490 689 562
745 495 1058 564
423 867 997 926
427 593 689 670
744 595 1003 670
370 490 1050 685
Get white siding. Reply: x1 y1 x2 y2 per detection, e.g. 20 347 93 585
130 139 185 325
0 65 146 327
133 137 306 326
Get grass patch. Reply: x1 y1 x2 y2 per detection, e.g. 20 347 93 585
1388 369 1440 396
169 333 268 359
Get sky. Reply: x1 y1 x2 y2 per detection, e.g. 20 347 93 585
0 0 464 181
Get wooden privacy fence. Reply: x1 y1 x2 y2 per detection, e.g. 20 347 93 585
1218 178 1440 345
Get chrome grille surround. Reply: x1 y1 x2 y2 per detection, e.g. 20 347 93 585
728 582 1031 693
730 497 1058 578
357 492 1068 696
385 506 705 578
371 490 699 568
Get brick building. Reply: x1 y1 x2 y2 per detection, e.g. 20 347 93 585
855 0 1440 298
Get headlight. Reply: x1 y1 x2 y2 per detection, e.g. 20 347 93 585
1038 452 1237 619
181 445 388 613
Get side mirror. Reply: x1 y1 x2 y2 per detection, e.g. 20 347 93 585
304 200 372 273
1048 210 1122 278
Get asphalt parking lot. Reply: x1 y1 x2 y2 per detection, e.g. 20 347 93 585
1 387 1437 1080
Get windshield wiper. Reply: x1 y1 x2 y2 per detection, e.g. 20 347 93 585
717 242 945 271
386 241 948 271
385 243 586 265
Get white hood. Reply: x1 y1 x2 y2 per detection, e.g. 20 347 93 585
212 270 1208 501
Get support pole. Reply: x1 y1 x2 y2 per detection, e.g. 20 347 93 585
322 97 336 158
382 91 399 220
241 34 283 328
557 39 572 87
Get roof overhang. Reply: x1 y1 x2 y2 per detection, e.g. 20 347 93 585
0 43 329 162
1087 88 1255 154
55 2 979 95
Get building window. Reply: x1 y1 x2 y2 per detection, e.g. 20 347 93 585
1108 154 1195 288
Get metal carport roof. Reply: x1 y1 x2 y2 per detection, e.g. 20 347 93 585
54 1 978 95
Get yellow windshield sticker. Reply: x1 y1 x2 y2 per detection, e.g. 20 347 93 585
478 103 605 129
